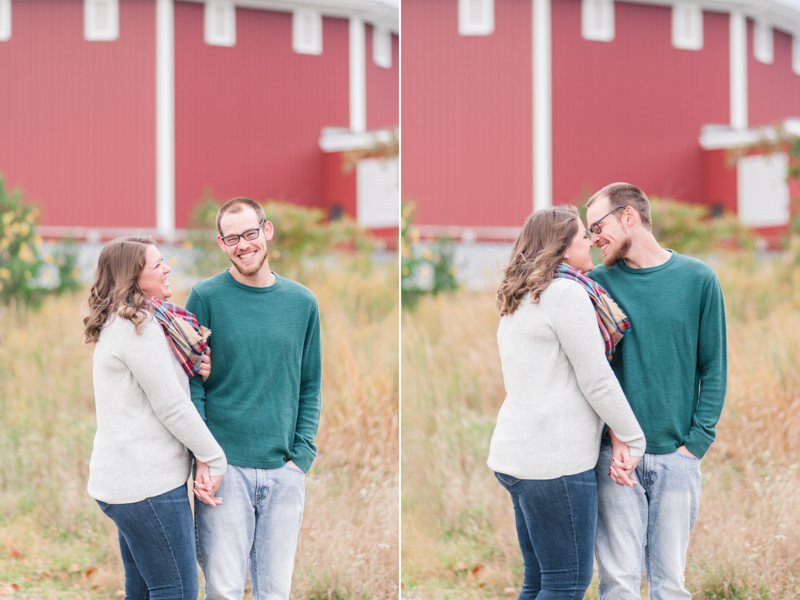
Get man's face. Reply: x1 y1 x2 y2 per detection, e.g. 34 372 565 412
586 196 631 268
217 207 274 277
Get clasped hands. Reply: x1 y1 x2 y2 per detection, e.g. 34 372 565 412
608 430 696 487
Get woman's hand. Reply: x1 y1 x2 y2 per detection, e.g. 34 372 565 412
194 459 223 506
608 429 640 487
199 349 211 382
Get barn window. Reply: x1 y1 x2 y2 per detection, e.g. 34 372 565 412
582 0 614 42
205 0 236 47
672 3 702 50
84 0 119 41
293 9 322 55
0 0 9 41
754 20 773 64
737 153 789 227
458 0 494 36
793 35 800 75
373 26 392 68
357 158 399 228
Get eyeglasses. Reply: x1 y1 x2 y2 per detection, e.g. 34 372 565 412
589 206 626 235
220 219 266 246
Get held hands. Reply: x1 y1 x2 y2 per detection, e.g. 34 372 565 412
194 459 223 506
608 429 641 488
199 349 211 382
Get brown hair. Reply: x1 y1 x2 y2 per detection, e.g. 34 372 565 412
83 236 156 344
216 197 266 235
496 205 579 316
587 182 652 232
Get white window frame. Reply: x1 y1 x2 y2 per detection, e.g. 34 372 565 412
458 0 494 36
754 20 773 64
356 157 399 228
293 8 322 55
737 153 789 227
0 0 10 41
84 0 119 41
672 3 703 50
373 26 391 68
582 0 614 42
204 0 236 47
793 35 800 76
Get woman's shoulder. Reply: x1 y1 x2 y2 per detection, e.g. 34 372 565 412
542 277 592 306
99 312 159 343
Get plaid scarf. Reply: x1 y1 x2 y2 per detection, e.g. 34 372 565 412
149 298 211 378
553 262 630 361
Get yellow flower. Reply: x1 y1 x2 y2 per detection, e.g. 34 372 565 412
43 271 52 281
10 223 20 234
402 266 409 276
422 249 432 261
411 228 420 244
20 223 30 236
70 269 80 280
169 257 178 266
401 244 411 258
24 270 31 279
44 254 55 264
183 241 194 250
0 268 9 279
34 235 42 249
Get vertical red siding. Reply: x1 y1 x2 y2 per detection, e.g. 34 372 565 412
0 0 156 228
748 25 800 127
366 26 399 130
552 1 730 206
702 149 737 213
401 0 533 228
174 3 350 228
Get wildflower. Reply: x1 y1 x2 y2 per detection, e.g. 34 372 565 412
43 271 52 281
402 266 409 276
70 269 80 280
183 241 194 250
0 268 9 279
422 249 432 261
24 270 31 279
169 257 178 266
44 254 55 264
411 228 420 244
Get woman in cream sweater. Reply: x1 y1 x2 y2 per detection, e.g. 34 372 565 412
488 205 645 600
84 237 226 600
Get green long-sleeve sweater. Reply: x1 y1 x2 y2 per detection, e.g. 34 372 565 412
187 270 322 472
588 251 727 458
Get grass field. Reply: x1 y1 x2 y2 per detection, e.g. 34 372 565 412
401 248 800 600
0 256 399 599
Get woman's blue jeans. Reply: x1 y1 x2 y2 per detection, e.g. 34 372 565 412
495 469 597 600
96 484 198 600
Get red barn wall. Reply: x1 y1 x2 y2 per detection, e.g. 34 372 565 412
748 25 800 127
366 26 399 130
551 0 730 208
0 0 156 228
173 2 350 228
401 0 533 228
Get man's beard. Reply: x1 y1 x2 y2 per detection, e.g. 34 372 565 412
231 250 268 276
603 237 632 268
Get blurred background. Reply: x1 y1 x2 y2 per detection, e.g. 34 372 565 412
0 0 399 597
400 0 800 598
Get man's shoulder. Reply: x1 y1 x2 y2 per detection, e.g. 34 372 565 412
277 275 318 306
669 252 720 284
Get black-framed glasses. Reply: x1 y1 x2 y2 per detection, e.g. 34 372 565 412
220 219 266 246
589 206 626 235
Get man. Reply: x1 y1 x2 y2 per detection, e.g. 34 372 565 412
585 183 727 600
186 197 322 600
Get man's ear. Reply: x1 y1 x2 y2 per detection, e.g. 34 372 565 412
217 235 227 252
264 221 275 241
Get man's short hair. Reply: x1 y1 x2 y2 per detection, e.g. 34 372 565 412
216 197 267 235
587 183 653 232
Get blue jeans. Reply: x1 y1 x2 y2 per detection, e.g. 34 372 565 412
195 463 305 600
495 469 597 600
96 484 198 600
594 445 702 600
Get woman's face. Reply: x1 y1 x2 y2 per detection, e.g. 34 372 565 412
563 218 594 273
137 244 172 301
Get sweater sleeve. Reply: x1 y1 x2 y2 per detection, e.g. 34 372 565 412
551 281 647 457
290 300 322 472
185 288 209 422
120 318 227 476
682 272 728 458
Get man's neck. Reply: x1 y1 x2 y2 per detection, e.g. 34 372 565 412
623 233 671 269
229 260 276 287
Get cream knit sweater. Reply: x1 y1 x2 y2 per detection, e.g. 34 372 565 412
488 278 645 480
88 315 227 504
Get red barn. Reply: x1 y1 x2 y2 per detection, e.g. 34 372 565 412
0 0 398 242
402 0 800 240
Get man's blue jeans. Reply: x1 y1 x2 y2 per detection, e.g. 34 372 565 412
195 463 306 600
594 445 702 600
495 469 597 600
96 484 198 600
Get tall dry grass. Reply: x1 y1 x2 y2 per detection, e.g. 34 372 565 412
0 256 399 599
401 250 800 599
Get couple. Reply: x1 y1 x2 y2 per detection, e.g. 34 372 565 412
488 183 728 599
83 197 322 600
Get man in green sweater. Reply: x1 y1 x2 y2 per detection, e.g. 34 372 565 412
586 183 727 600
186 197 322 600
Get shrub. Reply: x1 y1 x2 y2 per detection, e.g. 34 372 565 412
186 197 375 279
0 177 81 311
401 200 458 308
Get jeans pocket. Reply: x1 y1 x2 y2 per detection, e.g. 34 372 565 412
285 463 304 474
676 450 700 462
96 500 111 512
495 472 521 487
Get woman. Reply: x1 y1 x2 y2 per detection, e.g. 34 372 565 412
84 236 226 600
487 206 645 600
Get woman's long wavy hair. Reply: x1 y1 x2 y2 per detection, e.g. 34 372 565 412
497 205 580 316
83 236 156 344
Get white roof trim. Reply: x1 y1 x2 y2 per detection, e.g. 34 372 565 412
699 118 800 149
319 128 395 152
178 0 398 33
